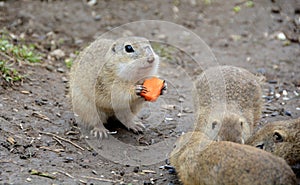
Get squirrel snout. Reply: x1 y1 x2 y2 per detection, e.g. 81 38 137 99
147 56 155 63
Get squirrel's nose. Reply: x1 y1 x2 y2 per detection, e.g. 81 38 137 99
147 56 154 63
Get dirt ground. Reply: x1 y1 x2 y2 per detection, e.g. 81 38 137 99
0 0 299 184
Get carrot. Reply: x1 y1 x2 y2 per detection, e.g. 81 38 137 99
140 77 164 102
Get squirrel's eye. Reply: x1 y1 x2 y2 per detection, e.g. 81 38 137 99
273 132 283 143
125 45 134 53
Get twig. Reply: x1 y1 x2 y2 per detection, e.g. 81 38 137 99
39 131 85 151
57 170 74 179
39 146 65 153
52 136 64 147
30 169 56 179
81 176 119 183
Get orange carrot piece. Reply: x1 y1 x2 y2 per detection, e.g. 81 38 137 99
140 77 164 102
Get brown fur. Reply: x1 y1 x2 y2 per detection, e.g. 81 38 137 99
246 118 300 166
170 132 297 185
69 37 159 138
194 66 262 143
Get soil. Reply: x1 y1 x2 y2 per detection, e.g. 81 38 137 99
0 0 299 184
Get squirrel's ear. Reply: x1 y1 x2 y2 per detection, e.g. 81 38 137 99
111 44 116 52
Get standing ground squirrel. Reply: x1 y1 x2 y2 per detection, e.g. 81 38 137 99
246 118 300 166
170 132 297 185
194 66 262 143
70 37 160 138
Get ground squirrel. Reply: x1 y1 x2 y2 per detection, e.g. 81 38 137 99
194 66 262 143
170 132 297 185
70 37 161 138
246 118 300 167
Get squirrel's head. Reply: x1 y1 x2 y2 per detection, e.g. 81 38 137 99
107 37 159 82
211 113 250 144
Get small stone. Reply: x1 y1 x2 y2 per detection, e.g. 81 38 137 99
256 68 266 74
271 6 280 13
268 80 277 84
178 96 185 102
165 117 174 121
62 77 68 83
165 159 170 165
144 181 152 185
50 49 65 59
282 90 288 96
26 178 32 182
94 15 101 21
276 32 286 41
87 0 97 6
21 90 30 94
46 65 55 72
271 112 279 117
285 111 292 117
168 168 176 174
282 97 290 101
57 68 65 73
183 107 193 113
133 166 139 173
161 104 176 110
64 157 74 163
172 6 179 13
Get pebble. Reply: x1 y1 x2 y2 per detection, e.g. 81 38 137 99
271 112 279 117
168 168 176 174
144 181 152 185
46 65 55 72
183 107 193 113
50 49 65 59
165 117 174 121
62 77 68 83
268 80 278 84
165 159 170 165
64 157 74 163
276 32 286 41
133 166 139 173
57 68 65 73
256 68 266 74
285 110 292 117
271 6 280 13
94 15 101 21
87 0 97 6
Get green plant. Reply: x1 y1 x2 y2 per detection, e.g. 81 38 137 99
65 58 73 69
0 32 42 84
0 60 23 83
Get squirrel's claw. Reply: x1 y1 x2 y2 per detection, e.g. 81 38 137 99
90 127 109 139
161 81 167 95
135 84 147 96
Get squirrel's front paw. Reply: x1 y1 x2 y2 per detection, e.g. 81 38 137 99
135 84 146 96
90 126 110 139
161 81 167 95
127 121 145 134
